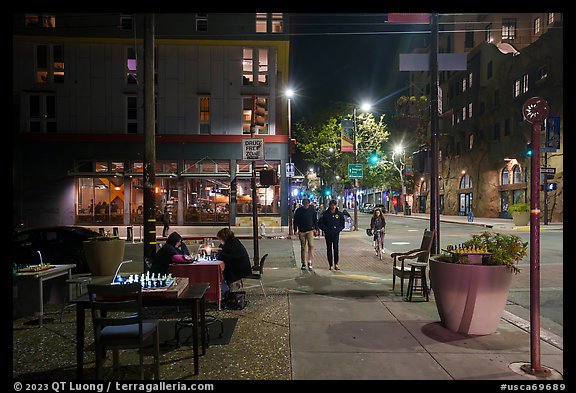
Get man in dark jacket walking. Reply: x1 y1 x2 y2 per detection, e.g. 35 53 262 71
318 200 346 270
293 198 319 270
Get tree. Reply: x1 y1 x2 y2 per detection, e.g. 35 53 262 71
294 112 390 194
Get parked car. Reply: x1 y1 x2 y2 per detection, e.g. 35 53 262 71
373 204 387 213
12 226 103 274
361 203 374 213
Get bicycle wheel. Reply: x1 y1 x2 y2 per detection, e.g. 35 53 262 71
378 233 384 260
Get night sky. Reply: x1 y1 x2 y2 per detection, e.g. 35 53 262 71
288 13 428 124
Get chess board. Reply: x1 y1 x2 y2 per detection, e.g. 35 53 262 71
141 277 189 298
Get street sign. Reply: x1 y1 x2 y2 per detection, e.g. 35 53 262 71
286 162 295 177
242 138 264 160
540 167 556 174
348 164 363 179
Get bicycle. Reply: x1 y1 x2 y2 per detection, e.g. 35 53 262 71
373 228 385 260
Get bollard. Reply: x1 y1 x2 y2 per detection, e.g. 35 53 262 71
112 227 119 237
126 226 134 242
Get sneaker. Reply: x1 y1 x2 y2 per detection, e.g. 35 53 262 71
329 266 333 271
301 263 307 270
334 264 340 270
307 262 313 270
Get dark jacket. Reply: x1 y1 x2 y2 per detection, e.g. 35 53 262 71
149 243 180 275
149 232 185 275
217 237 252 284
293 205 318 232
318 208 345 237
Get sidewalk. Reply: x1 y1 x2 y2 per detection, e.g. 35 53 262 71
280 230 564 380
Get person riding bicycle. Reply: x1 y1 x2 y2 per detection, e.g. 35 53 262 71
370 208 386 253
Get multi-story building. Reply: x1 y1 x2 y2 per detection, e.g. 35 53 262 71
13 13 291 229
408 13 563 221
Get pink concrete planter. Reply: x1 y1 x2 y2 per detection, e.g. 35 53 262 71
429 258 513 335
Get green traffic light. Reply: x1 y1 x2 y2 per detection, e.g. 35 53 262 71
369 152 379 165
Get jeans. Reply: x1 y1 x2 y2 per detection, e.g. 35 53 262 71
324 233 340 266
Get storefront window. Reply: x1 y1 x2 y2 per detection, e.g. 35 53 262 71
185 178 230 224
76 177 124 225
156 177 178 223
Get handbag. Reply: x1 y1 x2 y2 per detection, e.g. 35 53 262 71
366 228 373 237
224 291 247 310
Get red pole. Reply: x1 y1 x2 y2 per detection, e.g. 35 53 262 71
529 121 542 372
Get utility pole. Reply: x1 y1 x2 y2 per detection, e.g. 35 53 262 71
143 13 157 266
429 13 440 255
250 95 260 267
353 107 359 231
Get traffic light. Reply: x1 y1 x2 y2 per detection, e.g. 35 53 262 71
288 138 296 155
253 96 267 128
525 142 533 157
324 188 332 197
369 151 380 165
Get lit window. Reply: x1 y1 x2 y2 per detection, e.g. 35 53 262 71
522 74 529 93
272 13 283 33
258 48 269 85
547 13 554 25
468 102 473 118
242 48 253 85
127 47 137 84
35 44 64 83
256 13 267 33
514 79 521 97
534 17 541 35
199 97 211 134
469 134 473 150
502 18 516 40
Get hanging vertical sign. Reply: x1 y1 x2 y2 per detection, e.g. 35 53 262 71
543 116 560 152
341 119 354 152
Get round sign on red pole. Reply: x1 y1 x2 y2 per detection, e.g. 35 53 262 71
522 97 549 124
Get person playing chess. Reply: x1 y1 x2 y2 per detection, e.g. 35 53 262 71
149 231 191 275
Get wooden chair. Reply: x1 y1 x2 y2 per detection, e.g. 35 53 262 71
87 283 160 380
391 229 435 296
242 253 268 297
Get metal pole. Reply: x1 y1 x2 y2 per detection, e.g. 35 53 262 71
353 107 359 231
401 149 406 215
543 152 548 225
429 13 440 254
288 97 294 236
529 121 542 372
250 96 260 267
143 13 157 267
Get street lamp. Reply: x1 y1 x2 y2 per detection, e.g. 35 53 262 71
393 145 407 215
352 102 372 231
286 89 294 236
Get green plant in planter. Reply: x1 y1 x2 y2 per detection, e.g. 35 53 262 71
507 203 530 213
463 232 527 273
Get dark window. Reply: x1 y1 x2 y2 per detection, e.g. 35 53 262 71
487 61 493 79
465 30 474 48
504 119 511 136
493 123 500 141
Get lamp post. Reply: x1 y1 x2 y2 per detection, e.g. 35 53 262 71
286 89 294 236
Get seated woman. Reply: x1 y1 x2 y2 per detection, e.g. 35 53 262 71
148 231 191 275
216 228 252 292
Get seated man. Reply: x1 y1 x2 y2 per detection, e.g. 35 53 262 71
148 231 192 275
216 227 252 295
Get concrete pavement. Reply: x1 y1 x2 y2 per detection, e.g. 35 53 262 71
96 213 566 380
